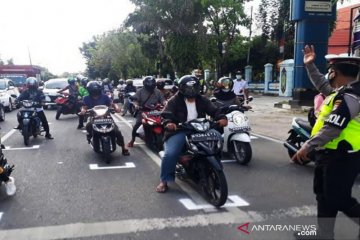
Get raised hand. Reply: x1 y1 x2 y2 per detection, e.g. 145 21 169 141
303 45 316 64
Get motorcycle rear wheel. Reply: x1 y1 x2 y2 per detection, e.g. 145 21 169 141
202 167 228 207
101 138 112 164
55 106 62 120
232 141 252 165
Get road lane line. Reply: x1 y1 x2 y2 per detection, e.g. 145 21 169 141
1 129 16 143
4 145 40 151
251 133 284 144
89 162 136 170
0 212 2 222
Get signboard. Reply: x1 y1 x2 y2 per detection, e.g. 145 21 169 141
305 1 332 12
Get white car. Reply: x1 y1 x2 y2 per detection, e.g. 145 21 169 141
0 78 20 112
42 78 68 109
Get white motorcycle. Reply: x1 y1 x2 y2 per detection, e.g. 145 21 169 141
213 98 253 165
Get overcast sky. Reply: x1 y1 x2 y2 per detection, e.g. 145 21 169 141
0 0 355 76
0 0 135 75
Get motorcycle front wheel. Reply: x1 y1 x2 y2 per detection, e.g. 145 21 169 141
22 125 30 146
232 141 252 165
202 167 228 207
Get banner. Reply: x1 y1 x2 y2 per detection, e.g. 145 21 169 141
353 9 360 56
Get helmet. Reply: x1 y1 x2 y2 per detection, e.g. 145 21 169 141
325 54 360 79
217 77 234 92
76 74 84 82
143 76 156 92
126 80 133 86
103 78 110 84
68 77 76 85
156 79 165 90
80 77 88 87
119 79 125 85
26 77 38 90
86 81 103 97
178 75 201 98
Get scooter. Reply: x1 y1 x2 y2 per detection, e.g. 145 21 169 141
283 117 313 164
17 100 43 146
55 94 81 120
136 104 164 152
160 113 228 207
85 105 117 164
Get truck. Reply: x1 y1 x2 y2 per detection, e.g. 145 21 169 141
0 65 42 92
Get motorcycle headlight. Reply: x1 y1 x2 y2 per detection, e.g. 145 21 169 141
233 112 247 126
189 142 198 152
191 122 210 132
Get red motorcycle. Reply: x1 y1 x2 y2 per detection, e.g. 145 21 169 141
138 104 164 152
55 93 81 120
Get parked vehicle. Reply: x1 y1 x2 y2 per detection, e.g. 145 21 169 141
85 105 117 164
160 113 228 207
0 141 15 196
137 104 164 152
219 103 253 165
43 78 68 109
131 78 144 90
54 93 81 120
17 100 43 146
283 117 314 164
0 78 20 112
0 103 5 122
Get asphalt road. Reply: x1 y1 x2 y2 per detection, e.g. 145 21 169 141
0 107 359 240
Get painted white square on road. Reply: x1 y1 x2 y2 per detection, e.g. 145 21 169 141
179 195 249 210
89 162 136 170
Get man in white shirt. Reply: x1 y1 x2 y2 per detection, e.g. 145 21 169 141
232 71 249 101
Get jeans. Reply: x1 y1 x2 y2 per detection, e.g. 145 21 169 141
160 131 187 182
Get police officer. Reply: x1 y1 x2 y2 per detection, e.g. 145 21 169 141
292 45 360 239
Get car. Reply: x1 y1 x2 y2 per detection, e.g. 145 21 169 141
42 78 68 109
0 78 20 112
130 78 143 90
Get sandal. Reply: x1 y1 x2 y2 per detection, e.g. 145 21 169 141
122 149 130 156
156 182 168 193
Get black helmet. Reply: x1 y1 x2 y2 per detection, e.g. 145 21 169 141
68 77 76 85
217 77 234 92
143 76 156 92
126 80 133 86
156 79 165 90
86 81 103 97
80 77 88 87
26 77 38 90
103 78 110 84
119 79 125 85
178 75 201 98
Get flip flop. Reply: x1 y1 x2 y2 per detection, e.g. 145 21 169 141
155 183 168 193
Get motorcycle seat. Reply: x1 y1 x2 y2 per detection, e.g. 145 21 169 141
295 118 312 133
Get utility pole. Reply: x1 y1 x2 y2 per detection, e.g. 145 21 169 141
27 46 33 66
246 6 253 65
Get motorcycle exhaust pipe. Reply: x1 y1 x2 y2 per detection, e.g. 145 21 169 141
283 141 299 153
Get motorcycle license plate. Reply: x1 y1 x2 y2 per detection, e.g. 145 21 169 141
93 119 113 124
191 132 218 142
229 126 251 132
148 111 161 116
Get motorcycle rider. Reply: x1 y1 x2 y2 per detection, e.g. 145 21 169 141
121 80 137 116
77 77 89 129
156 75 228 193
232 71 249 102
58 77 79 106
102 78 113 96
80 81 130 156
127 76 166 147
156 79 172 99
292 45 360 239
213 77 242 107
15 77 54 139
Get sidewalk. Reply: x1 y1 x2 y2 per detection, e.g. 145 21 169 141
246 93 308 141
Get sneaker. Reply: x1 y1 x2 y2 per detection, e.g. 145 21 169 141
5 177 16 196
45 133 54 139
13 125 21 130
77 125 84 129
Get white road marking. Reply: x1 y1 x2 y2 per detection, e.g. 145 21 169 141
57 162 63 165
0 212 251 240
251 133 284 144
179 195 250 210
89 162 136 170
250 135 258 139
1 129 16 143
0 212 3 222
221 159 236 163
4 145 40 151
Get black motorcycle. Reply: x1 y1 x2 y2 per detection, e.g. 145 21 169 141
161 113 228 207
86 105 117 164
0 143 15 195
18 100 43 146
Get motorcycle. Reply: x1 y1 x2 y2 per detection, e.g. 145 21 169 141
283 117 313 164
0 140 15 196
55 94 81 120
118 89 125 104
85 105 117 164
17 100 43 146
136 104 164 152
126 92 136 116
160 113 228 207
220 104 252 165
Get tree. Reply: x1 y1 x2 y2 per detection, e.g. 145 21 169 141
6 58 14 65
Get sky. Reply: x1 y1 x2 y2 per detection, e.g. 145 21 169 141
0 0 135 75
0 0 356 76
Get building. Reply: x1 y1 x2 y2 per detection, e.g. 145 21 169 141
328 3 360 55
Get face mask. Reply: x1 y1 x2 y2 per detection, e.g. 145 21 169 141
326 71 336 87
222 88 230 92
236 75 242 80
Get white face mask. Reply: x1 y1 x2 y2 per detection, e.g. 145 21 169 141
236 75 242 80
